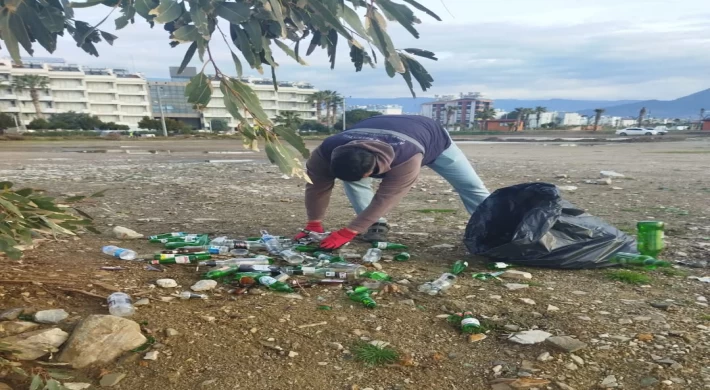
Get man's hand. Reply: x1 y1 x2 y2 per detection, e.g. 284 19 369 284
294 221 325 240
319 228 358 250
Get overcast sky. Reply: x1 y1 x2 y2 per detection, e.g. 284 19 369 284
4 0 709 100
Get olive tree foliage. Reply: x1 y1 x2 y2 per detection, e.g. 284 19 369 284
0 0 440 178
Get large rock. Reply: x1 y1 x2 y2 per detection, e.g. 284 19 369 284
0 328 69 360
0 321 39 337
59 315 147 368
0 308 24 321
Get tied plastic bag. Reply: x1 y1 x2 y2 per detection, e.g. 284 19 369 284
464 183 636 269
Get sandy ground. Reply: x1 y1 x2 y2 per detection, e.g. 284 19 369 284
0 136 709 390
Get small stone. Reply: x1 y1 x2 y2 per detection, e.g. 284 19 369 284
143 351 159 360
400 299 415 306
618 318 633 325
156 279 178 288
545 336 587 352
558 185 578 192
650 302 671 310
639 377 659 387
201 316 216 322
288 351 298 358
697 296 707 302
519 298 536 305
600 170 625 178
328 342 343 350
490 295 502 300
501 270 533 280
396 279 410 285
578 316 592 321
112 226 144 239
537 352 552 361
0 328 69 360
555 174 569 179
191 280 218 292
200 379 218 387
505 283 529 291
352 329 367 336
596 178 612 185
555 382 576 390
600 375 618 388
165 328 179 337
372 262 383 270
34 309 69 324
669 377 686 384
0 321 39 337
570 354 584 365
99 372 126 387
661 381 673 386
0 308 24 321
564 362 578 370
504 324 521 332
134 298 150 306
250 327 258 334
508 330 552 345
633 316 652 322
637 333 654 342
160 297 175 302
492 364 503 374
547 305 560 312
571 291 587 295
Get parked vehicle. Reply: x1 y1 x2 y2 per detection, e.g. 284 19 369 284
616 127 658 136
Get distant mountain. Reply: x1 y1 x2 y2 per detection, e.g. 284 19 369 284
346 97 641 114
578 89 710 118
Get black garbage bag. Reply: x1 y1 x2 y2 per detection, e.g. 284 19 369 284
464 182 636 269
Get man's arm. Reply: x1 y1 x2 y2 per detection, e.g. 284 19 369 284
304 147 335 222
346 154 423 232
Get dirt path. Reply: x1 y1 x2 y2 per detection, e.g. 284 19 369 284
0 138 709 390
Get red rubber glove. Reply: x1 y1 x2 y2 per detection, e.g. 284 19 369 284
294 221 325 240
319 228 358 250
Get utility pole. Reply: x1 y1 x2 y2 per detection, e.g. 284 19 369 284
157 87 168 137
342 96 346 131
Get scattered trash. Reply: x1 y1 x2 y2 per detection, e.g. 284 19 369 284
372 242 408 250
100 266 125 271
393 252 410 261
507 330 552 345
102 246 138 261
600 170 625 178
609 252 670 267
346 286 376 308
418 273 456 295
448 311 483 334
688 276 710 283
179 291 207 300
450 260 468 275
557 185 578 192
637 221 665 257
112 226 144 239
156 279 178 288
107 292 135 317
191 280 218 292
464 183 636 269
472 271 504 281
362 248 383 263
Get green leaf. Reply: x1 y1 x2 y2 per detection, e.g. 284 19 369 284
149 0 182 24
215 2 250 24
134 0 158 19
308 0 352 40
0 181 12 190
39 216 75 235
172 25 199 42
220 77 271 125
401 54 433 93
244 19 263 53
220 79 247 122
8 13 33 56
184 72 213 108
15 188 33 196
31 198 63 212
340 4 368 41
178 42 198 74
0 197 23 218
45 378 61 390
115 14 130 29
100 30 117 45
63 195 86 203
274 126 310 158
38 6 65 32
90 189 108 198
403 48 437 61
400 63 415 97
231 51 243 77
47 370 74 380
274 39 308 65
0 13 21 64
231 24 258 68
11 365 28 377
190 6 210 39
29 374 43 390
266 0 286 37
400 0 441 21
68 0 103 8
367 9 404 73
265 142 302 176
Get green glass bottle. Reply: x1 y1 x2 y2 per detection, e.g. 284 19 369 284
460 311 482 334
204 266 240 279
149 234 200 244
154 252 208 260
394 252 410 262
609 252 670 267
150 253 211 264
347 286 376 308
164 235 209 249
294 245 318 253
471 271 504 281
313 252 345 263
372 242 408 250
451 260 468 275
362 271 391 281
148 232 186 240
487 262 511 270
637 221 665 257
257 275 294 293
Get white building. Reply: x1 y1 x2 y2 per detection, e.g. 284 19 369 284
620 118 637 127
0 58 151 129
149 67 317 130
556 112 583 126
527 111 558 128
353 104 403 115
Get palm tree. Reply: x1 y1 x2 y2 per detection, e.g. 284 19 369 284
638 107 647 127
274 111 303 130
522 108 534 130
13 75 49 119
513 107 526 132
306 91 329 124
534 106 547 129
475 107 496 131
593 108 605 131
328 93 343 128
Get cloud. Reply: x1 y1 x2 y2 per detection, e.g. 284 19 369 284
2 0 708 100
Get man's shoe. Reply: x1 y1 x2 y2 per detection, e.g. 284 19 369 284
361 222 390 242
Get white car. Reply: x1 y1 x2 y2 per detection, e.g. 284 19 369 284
616 127 658 136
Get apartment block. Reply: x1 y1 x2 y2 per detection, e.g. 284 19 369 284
148 67 317 130
420 92 493 129
0 58 151 129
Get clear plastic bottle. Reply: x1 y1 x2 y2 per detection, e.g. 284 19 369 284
179 291 208 300
102 245 138 261
279 249 305 265
288 265 368 280
107 292 135 317
307 231 330 242
199 256 273 267
418 273 457 296
362 248 382 263
261 231 283 254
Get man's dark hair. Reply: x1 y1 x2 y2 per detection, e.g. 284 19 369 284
330 148 376 182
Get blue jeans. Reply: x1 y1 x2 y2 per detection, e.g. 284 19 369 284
342 140 490 224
